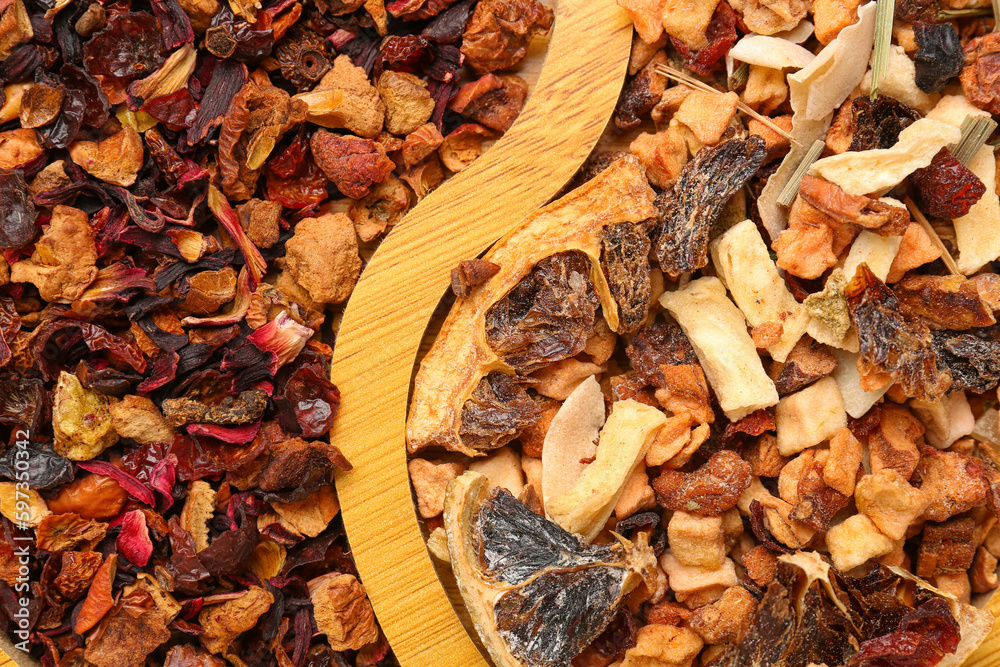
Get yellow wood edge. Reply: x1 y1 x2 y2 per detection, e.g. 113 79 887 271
328 1 633 665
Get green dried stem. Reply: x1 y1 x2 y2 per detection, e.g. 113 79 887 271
777 140 826 207
870 0 895 99
729 62 749 91
948 115 998 166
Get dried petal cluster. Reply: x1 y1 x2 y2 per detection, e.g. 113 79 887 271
0 0 553 663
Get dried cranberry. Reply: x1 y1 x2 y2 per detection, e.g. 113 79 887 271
911 148 986 220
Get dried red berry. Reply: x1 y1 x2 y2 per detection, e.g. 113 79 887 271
911 149 986 220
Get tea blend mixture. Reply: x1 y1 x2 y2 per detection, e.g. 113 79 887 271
0 0 553 664
407 1 1000 665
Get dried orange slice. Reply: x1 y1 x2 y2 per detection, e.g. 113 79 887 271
444 470 657 667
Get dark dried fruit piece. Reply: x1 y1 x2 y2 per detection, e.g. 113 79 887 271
911 149 986 220
916 517 977 577
615 51 667 130
625 320 698 388
459 372 541 451
485 251 600 374
444 472 656 667
653 451 752 516
848 95 922 152
846 264 952 401
932 330 1000 392
81 12 164 80
600 222 651 335
0 169 36 249
654 136 767 278
914 21 964 94
769 337 838 396
452 259 501 298
961 33 1000 115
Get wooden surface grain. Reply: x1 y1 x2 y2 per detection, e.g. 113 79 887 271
328 1 633 665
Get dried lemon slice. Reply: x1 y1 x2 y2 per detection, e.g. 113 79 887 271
444 470 657 667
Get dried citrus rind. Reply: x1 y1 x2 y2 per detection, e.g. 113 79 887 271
444 471 656 667
407 156 657 455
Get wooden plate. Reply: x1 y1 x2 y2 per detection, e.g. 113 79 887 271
329 1 633 664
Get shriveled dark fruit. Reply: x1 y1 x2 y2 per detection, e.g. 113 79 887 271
913 22 964 94
932 330 1000 392
910 149 985 221
654 136 767 278
848 95 921 151
625 320 699 388
444 472 657 667
600 222 651 335
846 264 952 401
459 372 541 451
485 251 600 374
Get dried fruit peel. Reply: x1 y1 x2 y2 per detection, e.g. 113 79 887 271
444 471 656 667
407 156 657 455
758 1 877 239
660 276 779 421
540 375 605 512
546 399 665 542
728 34 815 70
710 219 809 362
809 118 962 196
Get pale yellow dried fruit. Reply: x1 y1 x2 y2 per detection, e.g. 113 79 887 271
0 482 49 527
546 400 666 542
52 371 118 461
541 375 605 512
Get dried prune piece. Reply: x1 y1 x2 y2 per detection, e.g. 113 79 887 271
625 320 698 388
654 136 767 278
0 441 72 490
913 22 964 94
0 169 35 249
932 331 1000 392
600 222 651 335
846 264 952 401
653 450 752 516
848 95 921 152
670 1 738 76
445 472 656 667
459 372 540 451
911 149 985 220
962 33 1000 115
0 375 45 432
81 12 164 80
485 251 600 374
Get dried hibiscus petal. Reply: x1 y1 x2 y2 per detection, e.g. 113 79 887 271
279 366 341 438
911 149 986 221
654 136 767 279
116 509 154 567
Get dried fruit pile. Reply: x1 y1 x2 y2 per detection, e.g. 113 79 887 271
407 1 1000 665
0 0 553 664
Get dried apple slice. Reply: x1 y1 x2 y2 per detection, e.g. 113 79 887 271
407 156 657 455
444 470 657 667
546 399 666 542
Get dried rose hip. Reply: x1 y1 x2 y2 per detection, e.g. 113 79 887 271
911 148 986 220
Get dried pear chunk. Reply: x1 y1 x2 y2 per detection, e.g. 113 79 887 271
485 251 600 374
444 471 657 667
546 399 666 543
660 277 779 421
407 156 657 455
